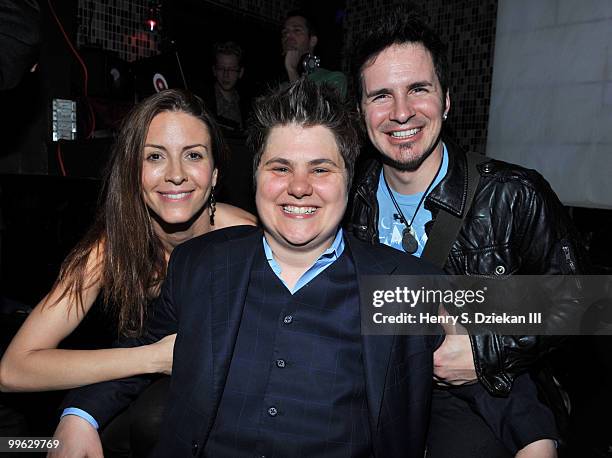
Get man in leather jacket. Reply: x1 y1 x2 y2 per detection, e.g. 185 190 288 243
346 12 587 458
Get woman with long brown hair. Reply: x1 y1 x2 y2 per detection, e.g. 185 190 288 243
0 89 256 391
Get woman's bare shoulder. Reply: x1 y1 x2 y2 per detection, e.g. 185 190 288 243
39 237 106 317
78 238 106 283
215 203 257 229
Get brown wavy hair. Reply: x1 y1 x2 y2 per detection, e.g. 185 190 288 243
50 89 228 336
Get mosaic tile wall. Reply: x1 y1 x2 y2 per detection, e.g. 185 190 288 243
202 0 301 24
76 0 160 62
344 0 498 154
75 0 301 63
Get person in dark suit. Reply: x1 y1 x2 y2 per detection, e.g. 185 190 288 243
52 79 442 458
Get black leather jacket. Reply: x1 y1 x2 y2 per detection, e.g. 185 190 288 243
346 142 587 395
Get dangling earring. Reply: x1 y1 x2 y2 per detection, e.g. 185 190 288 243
443 112 448 121
208 186 216 226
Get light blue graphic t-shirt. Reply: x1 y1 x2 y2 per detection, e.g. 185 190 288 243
377 145 449 257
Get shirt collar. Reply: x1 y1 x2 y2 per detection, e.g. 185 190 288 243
263 228 345 269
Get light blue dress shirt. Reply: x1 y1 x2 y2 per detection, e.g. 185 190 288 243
263 228 345 294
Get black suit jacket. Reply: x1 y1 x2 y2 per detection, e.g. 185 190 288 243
64 226 442 458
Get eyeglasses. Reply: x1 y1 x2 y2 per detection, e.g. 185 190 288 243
215 66 241 75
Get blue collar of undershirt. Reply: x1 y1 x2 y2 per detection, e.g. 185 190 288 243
262 228 345 294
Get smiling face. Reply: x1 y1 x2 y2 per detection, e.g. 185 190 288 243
360 43 449 172
255 123 347 255
141 111 217 231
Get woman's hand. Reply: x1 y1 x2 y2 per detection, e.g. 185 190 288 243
147 334 176 375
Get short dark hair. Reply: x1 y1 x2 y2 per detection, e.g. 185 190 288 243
247 79 360 190
213 41 243 66
284 9 318 37
352 12 449 105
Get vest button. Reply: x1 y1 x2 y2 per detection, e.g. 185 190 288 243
267 406 278 417
276 359 286 368
191 441 199 456
283 315 293 324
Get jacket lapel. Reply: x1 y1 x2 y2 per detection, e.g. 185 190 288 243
205 228 262 438
345 235 399 434
426 139 468 217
